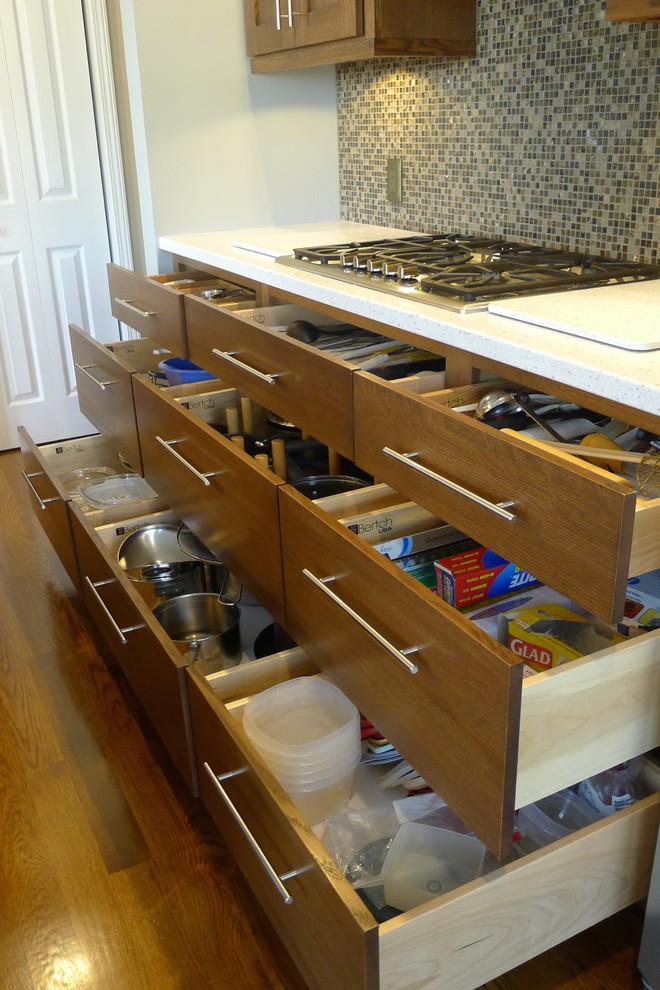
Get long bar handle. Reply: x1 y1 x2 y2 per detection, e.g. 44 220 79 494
275 0 301 28
22 470 61 510
382 446 516 523
211 349 281 386
84 576 144 645
155 436 223 486
303 568 419 674
113 297 158 318
74 363 119 390
203 764 309 905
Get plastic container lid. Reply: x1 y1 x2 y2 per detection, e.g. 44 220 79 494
79 473 159 508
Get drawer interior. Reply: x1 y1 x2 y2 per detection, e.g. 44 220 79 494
199 649 660 990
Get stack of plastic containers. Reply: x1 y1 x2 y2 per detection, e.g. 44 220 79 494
242 677 361 824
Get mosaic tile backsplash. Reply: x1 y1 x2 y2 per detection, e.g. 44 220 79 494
336 0 658 262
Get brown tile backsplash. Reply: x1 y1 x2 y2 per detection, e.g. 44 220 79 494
336 0 658 262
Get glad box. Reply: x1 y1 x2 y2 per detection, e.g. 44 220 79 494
507 603 626 672
434 546 539 609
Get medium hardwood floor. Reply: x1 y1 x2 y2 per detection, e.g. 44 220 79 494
0 448 650 990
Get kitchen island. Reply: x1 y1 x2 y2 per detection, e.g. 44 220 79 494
160 222 660 424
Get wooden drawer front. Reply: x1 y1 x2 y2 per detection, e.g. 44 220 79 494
279 487 522 860
69 324 142 471
185 297 355 459
379 794 660 990
69 503 195 790
133 376 285 624
18 426 80 591
108 264 188 354
354 372 638 623
187 669 378 990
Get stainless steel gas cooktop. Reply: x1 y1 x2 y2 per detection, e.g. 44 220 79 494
276 234 659 314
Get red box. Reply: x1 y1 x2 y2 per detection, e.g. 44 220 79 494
434 546 539 609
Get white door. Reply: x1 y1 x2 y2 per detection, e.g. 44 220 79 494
0 0 118 449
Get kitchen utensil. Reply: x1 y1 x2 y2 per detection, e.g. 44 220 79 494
511 391 567 443
152 592 242 673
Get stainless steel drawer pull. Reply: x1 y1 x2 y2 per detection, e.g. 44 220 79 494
211 349 280 386
275 0 300 29
114 297 158 318
74 363 119 390
204 763 309 905
155 436 223 486
303 568 420 674
22 470 61 510
84 576 144 645
382 446 517 523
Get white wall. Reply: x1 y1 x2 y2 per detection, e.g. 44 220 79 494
114 0 340 270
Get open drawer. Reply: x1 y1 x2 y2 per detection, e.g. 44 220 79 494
69 501 198 789
18 428 164 593
187 649 660 990
278 483 660 858
69 323 175 471
184 300 399 461
353 371 660 623
133 374 286 624
107 264 254 355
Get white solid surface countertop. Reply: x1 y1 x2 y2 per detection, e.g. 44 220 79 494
159 223 660 419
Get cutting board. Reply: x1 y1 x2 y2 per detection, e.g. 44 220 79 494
231 221 423 259
488 279 660 351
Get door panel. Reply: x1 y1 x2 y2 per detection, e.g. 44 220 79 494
0 0 116 448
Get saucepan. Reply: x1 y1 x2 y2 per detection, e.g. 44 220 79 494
153 593 242 674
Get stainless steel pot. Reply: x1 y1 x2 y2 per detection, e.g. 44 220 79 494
153 593 242 674
117 523 207 608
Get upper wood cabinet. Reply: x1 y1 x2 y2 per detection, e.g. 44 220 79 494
243 0 477 72
606 0 660 20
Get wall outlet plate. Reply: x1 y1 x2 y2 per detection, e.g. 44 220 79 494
387 158 403 203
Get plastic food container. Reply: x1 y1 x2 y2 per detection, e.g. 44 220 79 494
157 357 216 385
382 822 486 911
242 677 360 824
515 788 600 852
79 473 158 508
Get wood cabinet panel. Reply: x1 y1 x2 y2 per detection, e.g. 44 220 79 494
108 264 190 355
18 426 80 591
69 324 145 472
353 371 638 623
185 296 355 459
188 668 378 990
279 485 522 860
133 375 286 624
606 0 660 20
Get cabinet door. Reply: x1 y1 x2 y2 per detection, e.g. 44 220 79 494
244 0 294 55
294 0 361 47
245 0 360 55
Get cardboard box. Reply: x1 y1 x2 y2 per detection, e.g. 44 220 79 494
435 546 539 609
620 569 660 631
506 603 626 672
